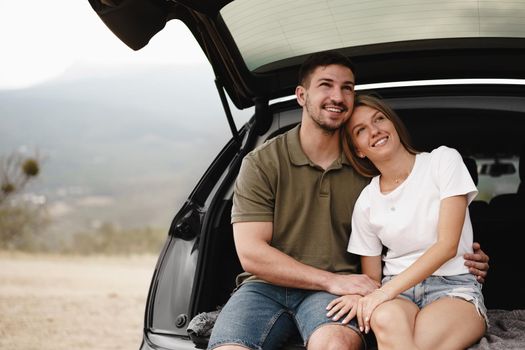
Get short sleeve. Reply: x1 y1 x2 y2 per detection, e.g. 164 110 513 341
431 146 478 204
347 187 383 256
231 154 275 223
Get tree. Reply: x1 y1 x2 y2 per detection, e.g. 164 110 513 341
0 150 47 250
0 151 40 205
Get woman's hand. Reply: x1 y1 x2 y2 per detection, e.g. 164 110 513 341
326 294 362 324
356 289 391 333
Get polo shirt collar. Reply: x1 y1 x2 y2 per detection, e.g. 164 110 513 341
287 124 351 168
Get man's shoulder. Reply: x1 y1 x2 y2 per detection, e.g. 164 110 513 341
245 126 295 161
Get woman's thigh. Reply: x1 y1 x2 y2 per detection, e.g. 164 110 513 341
414 297 486 350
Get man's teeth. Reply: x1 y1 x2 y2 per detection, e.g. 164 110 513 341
373 137 388 147
325 107 343 113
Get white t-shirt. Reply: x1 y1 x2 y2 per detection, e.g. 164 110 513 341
347 146 478 276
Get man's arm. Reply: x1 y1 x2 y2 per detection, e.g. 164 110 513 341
464 242 489 283
233 221 379 296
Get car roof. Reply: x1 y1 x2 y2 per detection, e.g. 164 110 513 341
89 0 525 109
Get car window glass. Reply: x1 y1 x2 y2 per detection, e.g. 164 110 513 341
220 0 525 71
475 157 520 202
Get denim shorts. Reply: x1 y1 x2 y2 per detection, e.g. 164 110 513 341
207 282 371 350
382 273 488 325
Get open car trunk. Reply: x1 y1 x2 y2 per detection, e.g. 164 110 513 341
86 1 525 349
142 84 525 350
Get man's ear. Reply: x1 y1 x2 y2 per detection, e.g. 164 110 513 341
296 86 306 106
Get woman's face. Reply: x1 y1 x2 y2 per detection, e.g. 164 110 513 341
347 105 400 161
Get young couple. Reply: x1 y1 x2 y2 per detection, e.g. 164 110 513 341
208 51 488 350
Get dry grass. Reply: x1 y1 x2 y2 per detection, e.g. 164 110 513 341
0 251 157 350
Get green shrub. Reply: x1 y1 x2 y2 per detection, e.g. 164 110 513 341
0 204 49 251
67 223 166 255
0 151 47 250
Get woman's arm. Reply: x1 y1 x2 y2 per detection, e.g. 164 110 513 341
361 255 382 283
356 194 468 333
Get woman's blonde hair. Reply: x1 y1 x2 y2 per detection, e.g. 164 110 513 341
342 94 418 177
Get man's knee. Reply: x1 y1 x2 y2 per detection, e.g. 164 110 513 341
209 346 248 350
307 325 363 350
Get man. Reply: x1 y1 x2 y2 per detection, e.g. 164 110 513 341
207 52 489 350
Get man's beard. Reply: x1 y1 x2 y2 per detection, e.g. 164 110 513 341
305 97 347 134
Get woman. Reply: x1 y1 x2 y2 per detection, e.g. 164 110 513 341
327 95 487 350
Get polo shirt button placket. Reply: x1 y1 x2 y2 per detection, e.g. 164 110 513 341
319 172 330 198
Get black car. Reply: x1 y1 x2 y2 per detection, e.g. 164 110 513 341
89 1 525 349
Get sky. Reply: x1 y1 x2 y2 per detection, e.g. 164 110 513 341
0 0 208 89
0 1 247 234
3 1 523 91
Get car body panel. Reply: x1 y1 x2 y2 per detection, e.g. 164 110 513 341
141 333 196 350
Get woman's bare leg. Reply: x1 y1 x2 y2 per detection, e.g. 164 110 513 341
370 298 420 350
414 297 486 350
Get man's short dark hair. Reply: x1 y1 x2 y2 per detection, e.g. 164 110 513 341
298 51 356 87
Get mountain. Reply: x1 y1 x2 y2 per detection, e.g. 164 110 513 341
0 63 253 234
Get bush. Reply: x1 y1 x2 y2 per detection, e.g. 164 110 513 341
66 223 166 255
0 203 50 250
0 152 40 205
0 150 166 255
0 150 48 250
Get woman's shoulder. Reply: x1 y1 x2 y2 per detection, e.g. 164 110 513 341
429 145 462 161
367 175 381 193
426 146 464 177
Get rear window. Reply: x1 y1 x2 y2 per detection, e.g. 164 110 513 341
220 0 525 72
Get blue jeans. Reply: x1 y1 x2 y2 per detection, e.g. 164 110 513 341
382 273 488 325
207 282 370 350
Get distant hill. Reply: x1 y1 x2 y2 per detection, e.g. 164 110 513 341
0 63 252 235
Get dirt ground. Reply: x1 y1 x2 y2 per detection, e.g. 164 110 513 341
0 251 158 350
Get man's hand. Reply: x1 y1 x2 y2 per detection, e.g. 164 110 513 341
464 242 489 283
327 274 380 297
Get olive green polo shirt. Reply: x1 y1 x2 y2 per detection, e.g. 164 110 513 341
232 124 369 285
